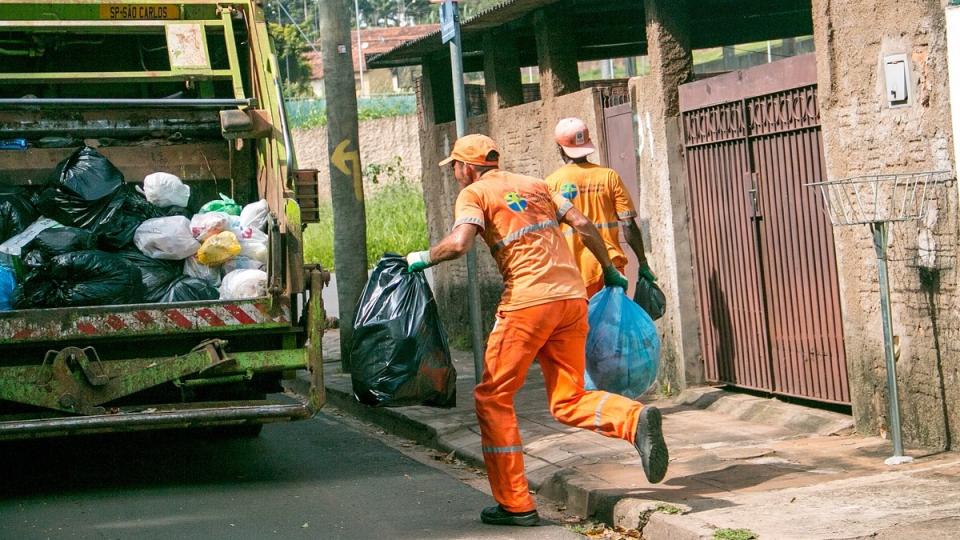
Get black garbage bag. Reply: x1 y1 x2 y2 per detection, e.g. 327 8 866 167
14 250 144 308
27 227 97 257
159 276 219 303
0 188 38 243
350 254 456 408
36 184 164 249
633 276 666 321
114 250 182 303
51 146 123 202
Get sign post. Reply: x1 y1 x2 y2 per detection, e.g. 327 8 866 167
438 0 485 383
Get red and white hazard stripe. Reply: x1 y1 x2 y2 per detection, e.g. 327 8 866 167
0 301 292 343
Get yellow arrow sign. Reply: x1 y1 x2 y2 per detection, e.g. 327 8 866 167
332 139 363 201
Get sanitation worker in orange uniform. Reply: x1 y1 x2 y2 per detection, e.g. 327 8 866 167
545 117 656 298
405 134 668 527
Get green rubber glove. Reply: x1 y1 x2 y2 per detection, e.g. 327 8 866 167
406 250 434 272
602 265 628 290
639 263 657 283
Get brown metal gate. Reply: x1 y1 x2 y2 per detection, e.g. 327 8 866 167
680 54 849 404
601 92 641 287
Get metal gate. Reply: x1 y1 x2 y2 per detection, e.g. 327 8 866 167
601 92 641 287
679 54 849 404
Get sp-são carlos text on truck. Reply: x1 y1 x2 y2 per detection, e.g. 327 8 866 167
0 1 328 439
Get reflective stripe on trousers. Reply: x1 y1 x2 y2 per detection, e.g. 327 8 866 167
475 299 644 513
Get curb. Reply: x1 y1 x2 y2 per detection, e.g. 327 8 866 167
292 368 862 539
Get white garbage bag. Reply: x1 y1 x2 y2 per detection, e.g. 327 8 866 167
222 255 265 275
220 269 267 300
190 212 230 241
184 255 221 287
141 172 190 208
232 225 269 264
240 200 269 231
134 216 200 260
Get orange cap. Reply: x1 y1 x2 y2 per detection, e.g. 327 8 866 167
554 117 596 159
439 134 500 167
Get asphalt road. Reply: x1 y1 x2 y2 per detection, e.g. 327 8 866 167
0 411 581 540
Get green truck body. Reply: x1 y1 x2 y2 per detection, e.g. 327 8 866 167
0 0 326 439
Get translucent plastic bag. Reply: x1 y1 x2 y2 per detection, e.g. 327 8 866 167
134 216 200 260
349 255 456 408
196 231 240 266
239 200 269 231
219 268 267 300
190 212 230 241
221 255 264 275
141 172 190 208
199 193 241 216
232 225 269 264
584 287 660 399
184 255 221 287
0 265 15 311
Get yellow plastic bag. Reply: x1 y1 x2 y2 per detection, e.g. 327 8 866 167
197 231 241 266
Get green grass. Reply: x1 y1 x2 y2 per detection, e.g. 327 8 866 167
715 528 759 540
303 180 428 270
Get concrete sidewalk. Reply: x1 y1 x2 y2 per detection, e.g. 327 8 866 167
306 333 960 539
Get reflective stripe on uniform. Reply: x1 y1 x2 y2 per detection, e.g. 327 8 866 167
617 210 637 220
482 445 524 454
454 216 485 230
562 221 619 237
594 392 612 429
556 200 574 220
492 220 559 252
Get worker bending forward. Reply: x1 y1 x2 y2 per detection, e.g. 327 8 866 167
406 134 668 527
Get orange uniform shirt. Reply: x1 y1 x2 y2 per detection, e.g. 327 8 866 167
545 162 637 288
453 170 587 311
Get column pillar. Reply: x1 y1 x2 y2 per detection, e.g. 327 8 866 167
533 5 580 99
637 0 703 388
483 30 524 112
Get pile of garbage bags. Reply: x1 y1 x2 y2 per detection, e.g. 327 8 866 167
0 146 270 311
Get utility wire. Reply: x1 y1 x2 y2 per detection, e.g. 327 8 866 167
274 1 322 56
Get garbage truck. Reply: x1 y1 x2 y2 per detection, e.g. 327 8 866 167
0 1 327 439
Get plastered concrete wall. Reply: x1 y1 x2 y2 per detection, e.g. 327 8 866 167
419 88 603 345
292 114 422 199
813 0 959 449
629 75 702 395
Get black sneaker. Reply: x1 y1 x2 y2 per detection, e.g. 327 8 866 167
480 505 540 527
634 406 669 483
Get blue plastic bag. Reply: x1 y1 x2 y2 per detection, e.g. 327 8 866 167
584 287 660 399
0 265 15 311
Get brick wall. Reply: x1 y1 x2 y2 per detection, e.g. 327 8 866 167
292 114 422 200
813 0 959 449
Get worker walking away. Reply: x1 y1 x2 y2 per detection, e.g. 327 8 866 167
405 134 668 527
546 117 656 297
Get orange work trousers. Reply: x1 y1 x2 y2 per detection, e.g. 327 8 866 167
585 264 626 298
475 298 644 513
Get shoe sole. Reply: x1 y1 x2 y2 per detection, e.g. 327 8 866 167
480 514 540 527
639 407 669 484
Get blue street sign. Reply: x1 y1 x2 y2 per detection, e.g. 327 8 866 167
440 0 456 44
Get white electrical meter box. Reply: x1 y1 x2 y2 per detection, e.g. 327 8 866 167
883 54 910 107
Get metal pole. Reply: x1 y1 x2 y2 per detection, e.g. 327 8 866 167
447 1 486 383
872 222 913 465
